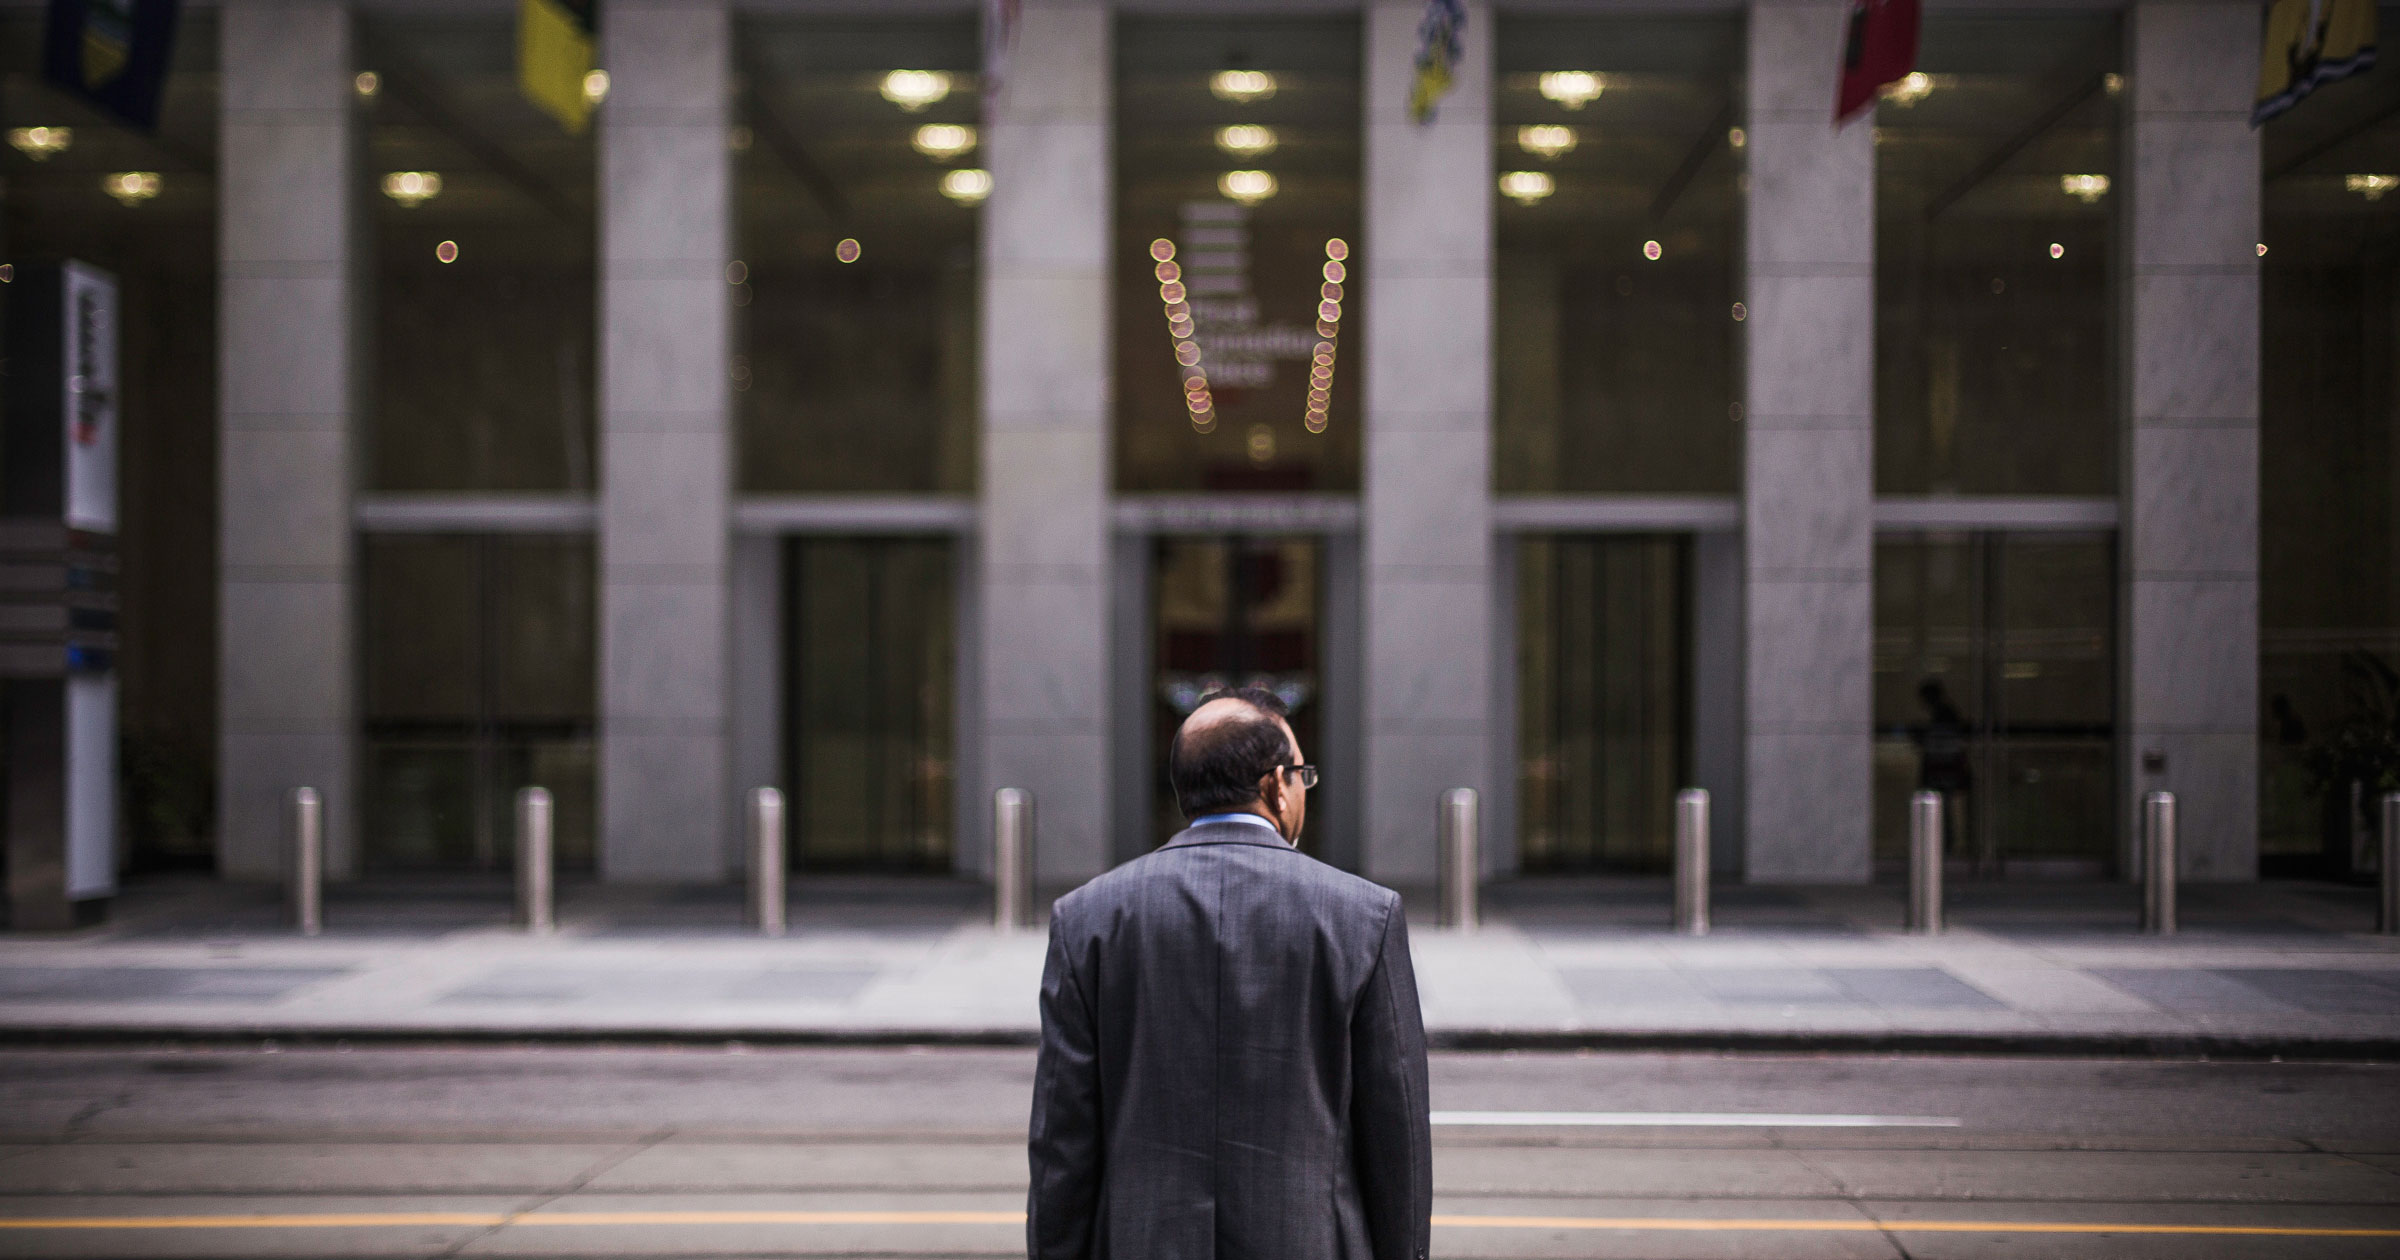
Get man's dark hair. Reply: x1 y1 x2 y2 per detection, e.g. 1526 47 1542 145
1168 686 1293 818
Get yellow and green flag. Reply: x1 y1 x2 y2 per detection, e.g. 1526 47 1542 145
2254 0 2377 126
519 0 597 134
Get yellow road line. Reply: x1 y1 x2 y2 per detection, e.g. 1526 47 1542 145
0 1209 2394 1237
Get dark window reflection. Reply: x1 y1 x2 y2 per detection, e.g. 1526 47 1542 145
363 535 596 870
1873 533 2115 874
737 18 979 494
785 538 954 870
0 14 218 868
1115 17 1361 492
364 15 596 492
1516 536 1689 872
2260 29 2400 877
1875 17 2119 496
1494 16 1741 495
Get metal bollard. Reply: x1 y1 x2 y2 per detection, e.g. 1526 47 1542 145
993 788 1033 932
1908 790 1944 934
1673 788 1710 936
515 786 554 933
288 787 322 936
2142 791 2177 936
2381 792 2398 936
751 787 787 937
1438 788 1479 932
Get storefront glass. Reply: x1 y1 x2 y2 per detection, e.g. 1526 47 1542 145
1493 16 1742 495
1874 16 2119 496
2260 42 2400 875
363 13 596 492
736 17 979 494
1515 535 1688 872
0 14 219 869
1114 16 1362 493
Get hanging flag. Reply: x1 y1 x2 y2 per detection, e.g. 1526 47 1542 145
42 0 181 133
2254 0 2377 126
519 0 597 135
1834 0 1920 126
1409 0 1466 124
982 0 1021 123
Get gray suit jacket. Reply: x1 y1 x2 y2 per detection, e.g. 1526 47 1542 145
1028 819 1432 1260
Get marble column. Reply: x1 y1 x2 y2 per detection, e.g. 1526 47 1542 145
1360 0 1494 888
598 2 731 881
1742 1 1874 883
2122 3 2260 880
217 1 358 880
979 0 1112 886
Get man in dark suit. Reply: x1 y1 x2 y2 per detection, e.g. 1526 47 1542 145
1028 686 1431 1260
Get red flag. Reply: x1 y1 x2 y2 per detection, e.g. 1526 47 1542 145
1835 0 1921 126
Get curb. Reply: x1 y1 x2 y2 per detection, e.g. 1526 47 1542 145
3 1025 2398 1061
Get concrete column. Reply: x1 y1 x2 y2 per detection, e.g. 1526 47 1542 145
1361 0 1494 888
598 3 730 881
2122 4 2259 880
217 2 357 880
1742 1 1874 883
979 0 1111 885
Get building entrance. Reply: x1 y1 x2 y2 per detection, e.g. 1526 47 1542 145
783 538 956 872
1513 535 1692 873
1145 537 1325 855
1873 532 2117 876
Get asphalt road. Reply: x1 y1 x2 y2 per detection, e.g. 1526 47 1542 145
0 1046 2396 1258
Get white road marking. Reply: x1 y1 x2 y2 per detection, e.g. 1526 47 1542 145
1431 1110 1962 1128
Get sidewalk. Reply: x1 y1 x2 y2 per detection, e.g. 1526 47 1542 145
3 874 2397 1055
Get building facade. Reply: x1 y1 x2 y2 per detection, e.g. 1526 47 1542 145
3 0 2392 894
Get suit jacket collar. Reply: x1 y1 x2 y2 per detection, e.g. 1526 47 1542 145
1162 819 1295 850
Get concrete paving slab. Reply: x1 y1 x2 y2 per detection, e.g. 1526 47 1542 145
1859 1197 2400 1260
0 1194 524 1260
456 1190 1025 1257
1428 1195 1899 1260
1429 1146 1839 1198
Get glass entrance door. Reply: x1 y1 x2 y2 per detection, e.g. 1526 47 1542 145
1148 537 1323 852
1515 535 1691 873
784 538 956 872
1873 532 2116 874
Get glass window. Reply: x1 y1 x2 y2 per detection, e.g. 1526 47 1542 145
1115 16 1361 493
1872 533 2114 874
1515 536 1688 872
363 536 596 870
1875 17 2120 496
0 13 219 868
364 14 597 492
786 538 954 870
2259 33 2400 877
737 18 979 494
1493 16 1742 495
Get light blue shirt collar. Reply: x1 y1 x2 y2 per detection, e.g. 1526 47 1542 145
1191 811 1290 844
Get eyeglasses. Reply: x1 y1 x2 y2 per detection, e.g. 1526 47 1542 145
1276 764 1318 790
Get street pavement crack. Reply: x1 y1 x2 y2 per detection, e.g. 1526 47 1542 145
431 1126 676 1259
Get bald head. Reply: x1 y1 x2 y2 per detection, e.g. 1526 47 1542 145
1168 688 1296 818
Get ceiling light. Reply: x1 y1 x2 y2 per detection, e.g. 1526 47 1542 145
882 70 953 112
912 123 977 161
1517 125 1576 160
1881 71 1933 106
7 126 72 161
940 167 992 205
1216 124 1278 157
354 72 380 99
101 171 160 205
2346 173 2399 200
1537 71 1603 110
380 170 443 208
1497 170 1554 205
2059 174 2110 203
582 69 610 104
1218 169 1277 205
1210 70 1277 104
